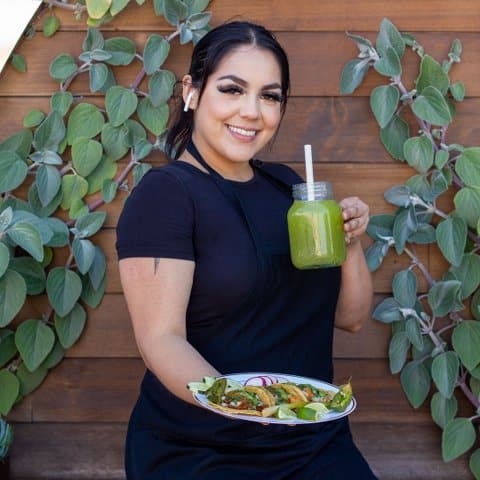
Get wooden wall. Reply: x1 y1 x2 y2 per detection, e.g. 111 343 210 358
1 1 479 478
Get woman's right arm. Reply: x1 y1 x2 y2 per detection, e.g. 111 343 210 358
119 256 220 405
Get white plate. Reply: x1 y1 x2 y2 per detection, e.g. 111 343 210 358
192 372 356 425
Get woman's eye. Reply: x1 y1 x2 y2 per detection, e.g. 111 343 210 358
217 85 243 95
261 92 282 103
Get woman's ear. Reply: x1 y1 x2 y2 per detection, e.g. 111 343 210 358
182 75 198 112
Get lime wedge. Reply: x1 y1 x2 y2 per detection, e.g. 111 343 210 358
277 405 296 420
262 406 279 418
187 382 210 393
296 406 317 421
305 402 329 417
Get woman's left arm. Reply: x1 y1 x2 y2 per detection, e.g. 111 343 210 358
334 197 373 332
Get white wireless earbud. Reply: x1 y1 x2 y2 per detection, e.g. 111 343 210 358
183 91 195 112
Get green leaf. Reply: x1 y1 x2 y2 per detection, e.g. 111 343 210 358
412 86 452 126
43 15 60 37
137 98 169 136
400 360 430 408
428 280 462 317
393 207 416 255
388 331 410 374
55 303 86 349
86 0 112 19
454 187 480 229
33 111 66 152
47 267 82 317
133 139 152 160
392 269 417 308
415 54 450 95
184 0 210 15
179 24 193 45
0 243 9 278
149 70 176 107
405 316 423 351
75 211 107 238
105 86 138 127
133 162 152 186
61 175 89 210
403 135 434 174
0 207 13 232
163 0 188 25
15 319 55 372
450 253 480 299
143 34 170 75
102 179 118 203
370 85 399 129
450 82 465 102
365 240 389 272
376 18 405 58
81 272 106 308
86 156 117 194
339 59 370 94
71 138 103 177
367 215 395 241
153 0 164 14
28 183 63 218
380 114 409 161
0 330 17 368
23 109 45 128
431 351 459 399
43 217 69 248
456 147 480 188
11 53 27 73
0 151 27 194
49 53 77 82
435 150 450 169
374 47 401 77
187 12 211 30
41 340 65 369
69 198 89 220
88 246 106 290
101 123 129 161
0 369 20 415
442 418 476 462
67 103 105 145
98 65 116 93
50 91 74 116
125 119 147 145
373 297 402 323
16 363 48 396
408 222 436 244
110 0 129 15
72 238 96 274
472 288 480 321
10 257 46 295
431 392 457 429
11 211 53 245
6 223 43 262
436 216 467 267
104 37 136 65
83 27 105 51
36 165 61 207
471 450 480 480
89 63 109 92
452 321 480 371
0 129 33 160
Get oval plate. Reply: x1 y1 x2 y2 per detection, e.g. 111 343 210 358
192 372 356 425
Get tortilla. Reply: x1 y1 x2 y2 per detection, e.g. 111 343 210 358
207 386 275 417
267 383 308 403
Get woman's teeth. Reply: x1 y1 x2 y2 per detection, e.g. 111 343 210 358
228 125 256 137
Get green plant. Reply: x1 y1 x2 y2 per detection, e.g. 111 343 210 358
0 0 212 460
340 18 480 478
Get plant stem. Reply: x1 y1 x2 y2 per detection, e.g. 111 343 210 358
404 246 434 287
458 377 480 409
43 0 87 12
130 67 146 91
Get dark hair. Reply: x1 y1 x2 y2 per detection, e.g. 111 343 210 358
165 21 290 160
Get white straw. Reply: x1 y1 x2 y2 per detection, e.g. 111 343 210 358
304 144 315 200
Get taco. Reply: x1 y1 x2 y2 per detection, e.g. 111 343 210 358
266 383 308 404
208 385 276 416
296 383 335 404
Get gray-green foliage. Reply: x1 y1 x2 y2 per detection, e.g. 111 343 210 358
0 0 212 460
341 18 480 475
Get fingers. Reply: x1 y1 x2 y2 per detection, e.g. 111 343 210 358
339 197 370 243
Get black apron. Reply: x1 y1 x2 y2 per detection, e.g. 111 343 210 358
125 141 377 479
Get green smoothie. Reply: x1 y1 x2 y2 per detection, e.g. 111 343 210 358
287 198 346 269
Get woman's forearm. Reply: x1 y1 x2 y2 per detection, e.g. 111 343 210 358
334 240 373 331
138 332 220 405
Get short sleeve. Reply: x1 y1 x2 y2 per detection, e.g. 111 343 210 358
116 168 195 261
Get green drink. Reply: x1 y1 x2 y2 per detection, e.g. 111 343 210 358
287 182 346 269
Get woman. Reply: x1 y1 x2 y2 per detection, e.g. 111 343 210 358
116 21 376 479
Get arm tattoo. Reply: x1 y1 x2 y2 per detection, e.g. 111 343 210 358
154 258 160 274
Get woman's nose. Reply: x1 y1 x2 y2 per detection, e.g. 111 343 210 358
239 94 260 119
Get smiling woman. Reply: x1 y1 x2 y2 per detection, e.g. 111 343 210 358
116 20 375 480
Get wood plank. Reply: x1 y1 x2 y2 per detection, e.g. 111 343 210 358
2 97 478 165
48 0 480 32
1 32 478 97
8 422 471 480
24 357 474 424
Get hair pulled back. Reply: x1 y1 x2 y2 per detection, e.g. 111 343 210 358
165 21 290 160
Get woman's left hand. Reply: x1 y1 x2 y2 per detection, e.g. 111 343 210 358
339 197 370 245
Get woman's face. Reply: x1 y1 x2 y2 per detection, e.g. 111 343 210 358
188 46 283 175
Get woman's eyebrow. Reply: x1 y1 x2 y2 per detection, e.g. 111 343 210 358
216 74 281 90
